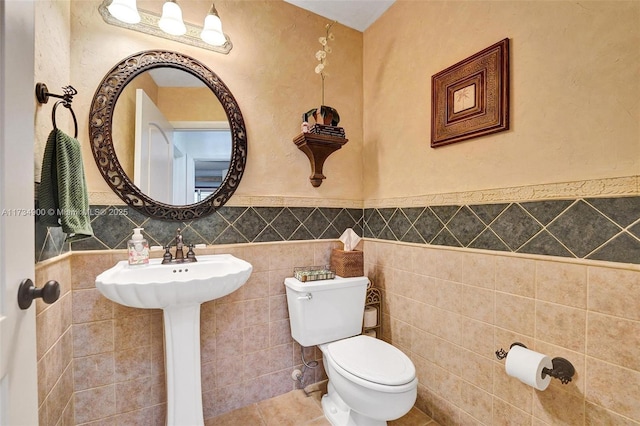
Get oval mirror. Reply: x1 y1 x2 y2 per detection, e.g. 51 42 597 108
89 50 247 221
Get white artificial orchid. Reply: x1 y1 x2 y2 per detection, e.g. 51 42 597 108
315 21 336 105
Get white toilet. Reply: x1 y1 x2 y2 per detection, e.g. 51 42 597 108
285 275 418 426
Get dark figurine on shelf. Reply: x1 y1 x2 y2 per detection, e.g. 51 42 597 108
303 106 340 127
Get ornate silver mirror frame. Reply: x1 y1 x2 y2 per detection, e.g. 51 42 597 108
89 50 247 221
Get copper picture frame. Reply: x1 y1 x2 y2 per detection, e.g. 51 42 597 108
431 38 509 148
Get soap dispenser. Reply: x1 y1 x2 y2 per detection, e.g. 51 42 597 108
128 227 149 266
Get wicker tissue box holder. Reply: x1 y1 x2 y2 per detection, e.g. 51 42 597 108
330 248 364 278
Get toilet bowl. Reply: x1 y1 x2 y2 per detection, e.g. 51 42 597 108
284 276 418 425
320 335 418 426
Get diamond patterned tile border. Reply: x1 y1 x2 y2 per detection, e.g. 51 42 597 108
447 207 486 246
362 196 640 265
36 197 640 266
491 204 542 251
547 201 620 258
387 210 412 240
413 208 444 243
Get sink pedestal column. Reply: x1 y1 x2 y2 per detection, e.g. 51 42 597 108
163 304 204 426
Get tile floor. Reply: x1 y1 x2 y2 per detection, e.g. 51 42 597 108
206 382 438 426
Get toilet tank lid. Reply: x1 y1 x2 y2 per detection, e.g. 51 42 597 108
284 276 369 292
325 335 416 386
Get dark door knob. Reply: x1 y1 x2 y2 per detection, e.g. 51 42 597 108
17 279 60 310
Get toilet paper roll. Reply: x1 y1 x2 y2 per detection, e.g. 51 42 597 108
363 306 377 328
505 345 553 391
364 329 376 338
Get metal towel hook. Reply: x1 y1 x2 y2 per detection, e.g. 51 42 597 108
35 82 79 138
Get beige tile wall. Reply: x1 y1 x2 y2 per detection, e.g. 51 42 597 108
364 240 640 426
37 241 335 425
37 238 640 425
35 255 74 426
36 254 74 426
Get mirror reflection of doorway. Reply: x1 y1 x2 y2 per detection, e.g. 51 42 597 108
173 129 231 204
134 88 231 205
193 159 229 202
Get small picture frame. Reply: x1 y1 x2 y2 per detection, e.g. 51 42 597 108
431 38 510 148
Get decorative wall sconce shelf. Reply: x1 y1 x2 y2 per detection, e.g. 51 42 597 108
98 0 232 54
293 132 348 187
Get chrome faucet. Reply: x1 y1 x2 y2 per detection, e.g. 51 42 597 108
162 228 198 264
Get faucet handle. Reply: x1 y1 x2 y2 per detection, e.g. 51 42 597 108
162 245 173 263
187 244 196 259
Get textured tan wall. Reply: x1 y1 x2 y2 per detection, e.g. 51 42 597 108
35 255 74 426
365 240 640 425
70 0 364 206
34 0 73 183
363 1 640 201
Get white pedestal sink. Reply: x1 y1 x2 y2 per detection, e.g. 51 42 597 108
96 254 252 426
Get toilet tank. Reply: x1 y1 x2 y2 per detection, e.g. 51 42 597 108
284 276 369 347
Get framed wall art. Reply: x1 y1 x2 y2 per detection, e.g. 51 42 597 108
431 38 510 148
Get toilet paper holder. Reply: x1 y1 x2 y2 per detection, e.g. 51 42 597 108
495 342 575 385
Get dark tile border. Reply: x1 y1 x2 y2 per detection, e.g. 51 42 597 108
36 196 640 265
364 197 640 265
36 205 364 262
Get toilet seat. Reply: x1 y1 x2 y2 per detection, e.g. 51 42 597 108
322 335 416 391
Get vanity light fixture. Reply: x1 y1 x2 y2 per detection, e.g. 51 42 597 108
98 0 233 54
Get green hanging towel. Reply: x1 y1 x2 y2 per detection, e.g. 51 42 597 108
38 128 94 242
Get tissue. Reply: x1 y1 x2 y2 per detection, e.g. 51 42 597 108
505 345 553 391
339 228 361 251
363 306 377 328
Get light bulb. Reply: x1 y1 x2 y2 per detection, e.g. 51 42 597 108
107 0 141 24
158 0 186 36
201 12 226 46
